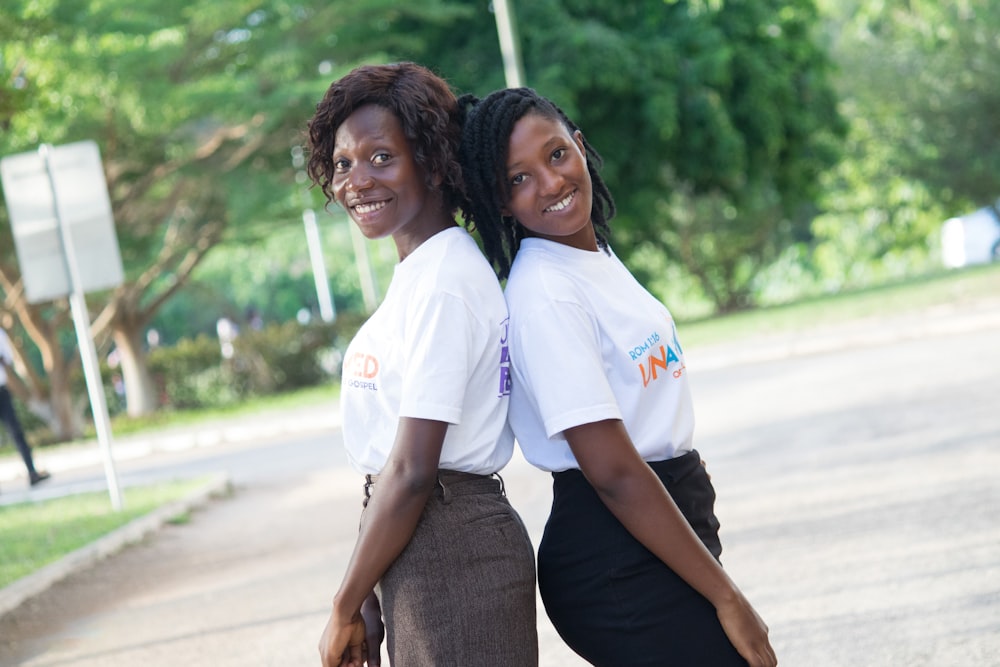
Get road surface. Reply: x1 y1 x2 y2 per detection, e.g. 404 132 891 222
1 321 997 666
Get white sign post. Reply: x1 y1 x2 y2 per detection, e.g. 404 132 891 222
1 140 125 511
290 145 336 323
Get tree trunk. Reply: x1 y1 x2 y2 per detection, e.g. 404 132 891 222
47 362 84 440
113 322 158 417
1 302 86 441
16 352 84 442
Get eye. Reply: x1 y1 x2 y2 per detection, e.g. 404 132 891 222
510 173 526 186
333 157 350 172
372 152 391 166
551 147 566 162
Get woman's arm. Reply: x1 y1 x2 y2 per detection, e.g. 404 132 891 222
564 418 777 667
319 417 448 667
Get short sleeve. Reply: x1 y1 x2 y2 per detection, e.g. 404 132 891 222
511 300 621 437
399 291 483 424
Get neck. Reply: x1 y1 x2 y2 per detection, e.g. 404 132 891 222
394 217 458 261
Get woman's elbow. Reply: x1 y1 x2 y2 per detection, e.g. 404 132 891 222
581 464 635 501
388 460 439 497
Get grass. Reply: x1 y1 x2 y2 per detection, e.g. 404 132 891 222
0 476 214 588
103 382 340 437
677 263 1000 348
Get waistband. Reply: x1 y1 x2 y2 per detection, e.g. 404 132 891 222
553 449 701 486
363 469 505 506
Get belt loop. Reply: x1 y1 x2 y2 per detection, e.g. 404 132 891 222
437 473 453 505
363 474 375 508
493 472 507 497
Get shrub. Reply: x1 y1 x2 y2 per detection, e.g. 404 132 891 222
143 315 365 411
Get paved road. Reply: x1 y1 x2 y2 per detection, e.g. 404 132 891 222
1 314 998 666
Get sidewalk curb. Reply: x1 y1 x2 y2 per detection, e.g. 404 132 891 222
0 407 341 484
0 472 233 618
685 304 1000 371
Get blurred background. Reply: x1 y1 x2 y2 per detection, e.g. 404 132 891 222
1 0 997 446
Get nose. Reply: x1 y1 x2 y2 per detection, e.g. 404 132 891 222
345 164 374 192
537 165 564 196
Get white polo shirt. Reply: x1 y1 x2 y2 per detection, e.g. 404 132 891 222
340 226 514 475
504 238 695 472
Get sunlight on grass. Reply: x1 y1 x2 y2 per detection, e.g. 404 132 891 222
679 263 1000 347
0 477 213 588
104 383 339 438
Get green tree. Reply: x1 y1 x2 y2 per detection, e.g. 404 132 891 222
846 0 1000 212
0 1 366 429
804 0 998 292
2 0 846 435
437 0 845 312
0 0 489 432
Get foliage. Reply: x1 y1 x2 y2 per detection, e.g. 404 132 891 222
830 0 1000 212
143 316 362 411
0 0 397 424
805 0 1000 293
6 0 988 433
101 382 338 438
150 217 397 345
434 0 844 312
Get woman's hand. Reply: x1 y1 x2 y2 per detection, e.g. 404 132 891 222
715 593 777 667
564 419 776 666
318 606 366 667
320 417 447 666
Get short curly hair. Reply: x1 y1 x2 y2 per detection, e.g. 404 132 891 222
306 62 467 217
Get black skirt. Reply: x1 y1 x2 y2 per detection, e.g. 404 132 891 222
538 450 747 667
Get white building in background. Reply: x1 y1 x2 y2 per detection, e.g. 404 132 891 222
941 201 1000 268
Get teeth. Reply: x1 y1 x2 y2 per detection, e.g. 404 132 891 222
545 192 574 212
354 201 387 214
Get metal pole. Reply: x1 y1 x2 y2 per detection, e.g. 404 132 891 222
493 0 525 88
348 219 380 313
302 208 336 322
39 144 123 511
291 146 336 322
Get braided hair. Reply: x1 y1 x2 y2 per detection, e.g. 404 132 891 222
306 62 467 217
458 88 615 280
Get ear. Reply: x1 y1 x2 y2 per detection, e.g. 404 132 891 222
500 205 512 218
430 172 443 188
572 129 586 155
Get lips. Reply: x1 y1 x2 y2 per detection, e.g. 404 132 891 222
352 199 388 214
544 190 576 213
348 198 392 220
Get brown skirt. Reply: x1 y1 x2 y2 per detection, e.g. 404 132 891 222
363 470 538 667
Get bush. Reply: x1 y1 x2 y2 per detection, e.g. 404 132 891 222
144 315 365 411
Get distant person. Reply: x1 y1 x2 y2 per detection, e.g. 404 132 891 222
244 306 263 331
458 87 776 667
0 327 50 488
305 63 537 667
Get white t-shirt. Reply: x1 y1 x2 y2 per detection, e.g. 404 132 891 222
504 238 695 472
340 226 514 475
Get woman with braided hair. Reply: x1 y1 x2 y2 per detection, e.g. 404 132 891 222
458 87 777 667
307 64 537 667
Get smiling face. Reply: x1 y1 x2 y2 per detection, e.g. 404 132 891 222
331 104 446 257
503 112 597 251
